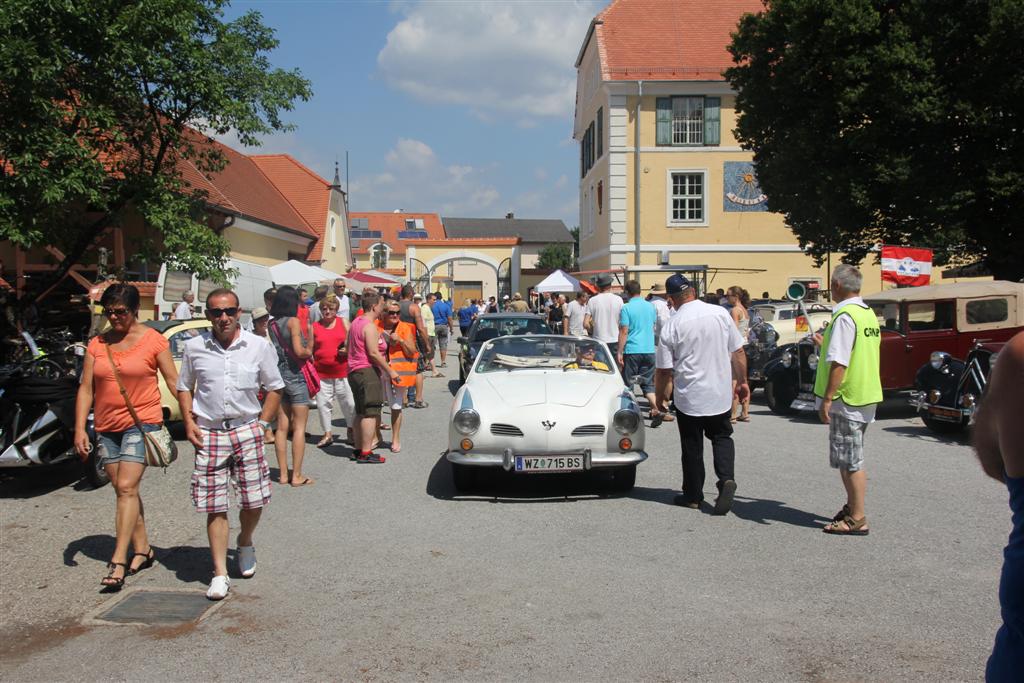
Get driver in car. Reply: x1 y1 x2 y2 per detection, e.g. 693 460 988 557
565 342 609 371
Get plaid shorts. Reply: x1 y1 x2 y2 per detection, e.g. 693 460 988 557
829 413 868 472
190 422 272 514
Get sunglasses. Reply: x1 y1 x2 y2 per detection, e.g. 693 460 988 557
387 311 400 315
333 284 346 289
207 307 239 318
103 307 131 318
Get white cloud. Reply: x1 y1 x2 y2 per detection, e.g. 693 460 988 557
377 1 603 120
349 138 502 215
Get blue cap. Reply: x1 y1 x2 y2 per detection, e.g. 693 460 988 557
665 273 691 295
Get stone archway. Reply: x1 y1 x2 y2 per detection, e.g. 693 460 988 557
407 242 521 299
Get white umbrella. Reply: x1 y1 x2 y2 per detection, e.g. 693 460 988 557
534 269 581 293
270 260 323 285
310 265 344 281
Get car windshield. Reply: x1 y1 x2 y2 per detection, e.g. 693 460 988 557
868 302 903 332
470 317 551 341
751 306 776 321
475 336 614 374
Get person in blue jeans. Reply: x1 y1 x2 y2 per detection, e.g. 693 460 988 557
616 280 665 424
974 331 1024 682
457 299 476 338
430 292 454 368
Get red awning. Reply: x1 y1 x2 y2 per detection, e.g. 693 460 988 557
347 271 398 285
579 279 598 294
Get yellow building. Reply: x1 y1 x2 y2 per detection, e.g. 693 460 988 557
573 0 882 298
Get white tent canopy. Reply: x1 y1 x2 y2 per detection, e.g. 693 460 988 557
270 260 330 285
533 269 581 293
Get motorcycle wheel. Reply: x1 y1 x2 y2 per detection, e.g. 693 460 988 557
922 414 967 435
765 377 798 415
83 438 110 488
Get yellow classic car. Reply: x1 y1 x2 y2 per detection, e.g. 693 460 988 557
143 319 212 421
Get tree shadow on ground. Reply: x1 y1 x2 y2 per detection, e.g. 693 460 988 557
0 461 91 500
425 453 623 503
63 534 211 583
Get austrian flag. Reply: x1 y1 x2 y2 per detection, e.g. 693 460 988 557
881 246 933 286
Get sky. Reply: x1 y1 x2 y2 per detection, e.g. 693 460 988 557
220 0 607 228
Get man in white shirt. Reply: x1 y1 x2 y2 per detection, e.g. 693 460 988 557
564 291 589 335
331 279 351 320
174 291 195 320
649 283 675 424
656 274 748 515
584 273 624 357
176 288 285 600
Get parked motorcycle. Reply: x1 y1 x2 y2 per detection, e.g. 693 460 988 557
0 350 107 488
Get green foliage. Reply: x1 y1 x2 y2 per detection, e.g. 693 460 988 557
535 243 575 271
0 0 312 296
726 0 1024 280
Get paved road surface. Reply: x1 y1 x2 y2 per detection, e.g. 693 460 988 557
0 373 1007 681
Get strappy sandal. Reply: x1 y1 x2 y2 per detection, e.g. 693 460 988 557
101 562 129 590
823 514 869 536
129 548 155 575
316 434 334 448
832 504 851 522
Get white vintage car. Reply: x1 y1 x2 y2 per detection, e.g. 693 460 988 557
446 335 648 492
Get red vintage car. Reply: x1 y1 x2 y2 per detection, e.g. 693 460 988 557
764 280 1024 414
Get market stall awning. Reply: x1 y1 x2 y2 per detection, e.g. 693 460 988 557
270 260 325 285
534 269 581 293
348 270 400 285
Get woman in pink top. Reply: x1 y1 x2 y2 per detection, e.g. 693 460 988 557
312 294 355 448
74 284 179 591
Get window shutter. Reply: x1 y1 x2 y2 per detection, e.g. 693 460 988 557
703 97 720 146
656 97 673 146
596 107 603 158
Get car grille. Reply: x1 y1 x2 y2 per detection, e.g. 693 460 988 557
571 425 605 437
490 423 523 437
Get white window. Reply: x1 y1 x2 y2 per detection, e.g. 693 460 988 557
672 97 704 145
329 217 336 250
370 242 390 269
667 170 707 226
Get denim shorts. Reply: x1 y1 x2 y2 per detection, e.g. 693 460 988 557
623 353 656 394
97 423 162 466
281 372 312 405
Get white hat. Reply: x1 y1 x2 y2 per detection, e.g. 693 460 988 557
502 294 510 300
413 293 423 300
252 306 269 320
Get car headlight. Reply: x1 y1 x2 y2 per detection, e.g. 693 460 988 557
928 389 941 404
453 409 480 435
930 351 950 370
613 409 640 435
807 352 819 370
781 351 794 368
960 393 976 408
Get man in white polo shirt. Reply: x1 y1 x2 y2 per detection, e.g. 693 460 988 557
584 273 624 358
177 288 284 600
655 274 748 515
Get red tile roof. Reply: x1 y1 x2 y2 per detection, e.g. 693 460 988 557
585 0 764 81
250 154 338 261
347 212 445 256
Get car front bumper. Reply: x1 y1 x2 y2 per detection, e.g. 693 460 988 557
446 447 648 470
908 391 973 423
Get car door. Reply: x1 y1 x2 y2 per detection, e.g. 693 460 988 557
899 300 957 389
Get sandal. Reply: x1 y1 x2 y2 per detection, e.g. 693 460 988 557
736 415 750 422
101 562 129 590
823 514 869 536
412 401 429 409
316 434 334 448
129 548 155 575
832 504 851 522
291 476 315 487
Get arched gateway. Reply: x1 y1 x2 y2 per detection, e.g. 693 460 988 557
406 239 520 303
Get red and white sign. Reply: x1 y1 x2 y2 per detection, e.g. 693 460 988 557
881 246 933 287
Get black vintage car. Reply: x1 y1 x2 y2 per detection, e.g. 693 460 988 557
910 342 1003 434
762 337 821 414
456 313 551 384
744 319 781 389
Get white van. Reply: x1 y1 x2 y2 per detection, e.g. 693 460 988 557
156 258 274 326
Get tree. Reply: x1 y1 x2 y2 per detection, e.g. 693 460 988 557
0 0 312 304
535 243 575 271
725 0 1024 280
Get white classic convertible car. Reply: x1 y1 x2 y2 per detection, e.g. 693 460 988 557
446 335 648 492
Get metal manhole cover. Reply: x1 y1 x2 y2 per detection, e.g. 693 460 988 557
88 590 223 625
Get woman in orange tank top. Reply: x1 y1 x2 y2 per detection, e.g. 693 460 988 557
74 284 180 591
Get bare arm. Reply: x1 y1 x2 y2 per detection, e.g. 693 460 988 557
617 324 628 363
155 347 179 401
973 333 1024 480
364 323 399 383
411 304 429 347
288 318 312 359
260 389 283 424
818 362 846 425
176 389 203 448
395 327 417 357
73 352 95 458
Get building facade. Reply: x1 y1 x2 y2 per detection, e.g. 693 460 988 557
573 0 882 297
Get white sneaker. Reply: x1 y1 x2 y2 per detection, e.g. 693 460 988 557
238 545 257 578
206 575 230 600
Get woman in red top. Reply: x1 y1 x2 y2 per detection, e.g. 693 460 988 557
74 284 179 591
312 294 356 448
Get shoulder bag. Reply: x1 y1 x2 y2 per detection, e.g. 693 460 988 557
270 320 321 397
104 341 177 468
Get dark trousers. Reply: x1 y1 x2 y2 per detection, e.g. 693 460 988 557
675 409 735 501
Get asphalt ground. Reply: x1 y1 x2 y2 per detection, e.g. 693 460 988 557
0 368 1008 681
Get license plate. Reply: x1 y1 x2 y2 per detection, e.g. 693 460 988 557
928 406 962 421
514 455 584 473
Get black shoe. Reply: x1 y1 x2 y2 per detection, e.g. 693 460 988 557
713 480 737 515
358 453 386 464
673 494 702 509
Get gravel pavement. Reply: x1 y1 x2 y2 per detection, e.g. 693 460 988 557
0 372 1007 681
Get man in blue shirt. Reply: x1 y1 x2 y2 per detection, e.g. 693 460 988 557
617 280 663 425
457 299 477 338
430 291 454 368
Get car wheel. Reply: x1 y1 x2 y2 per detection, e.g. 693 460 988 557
83 441 109 489
922 414 967 435
451 463 475 492
607 465 636 493
765 377 797 415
